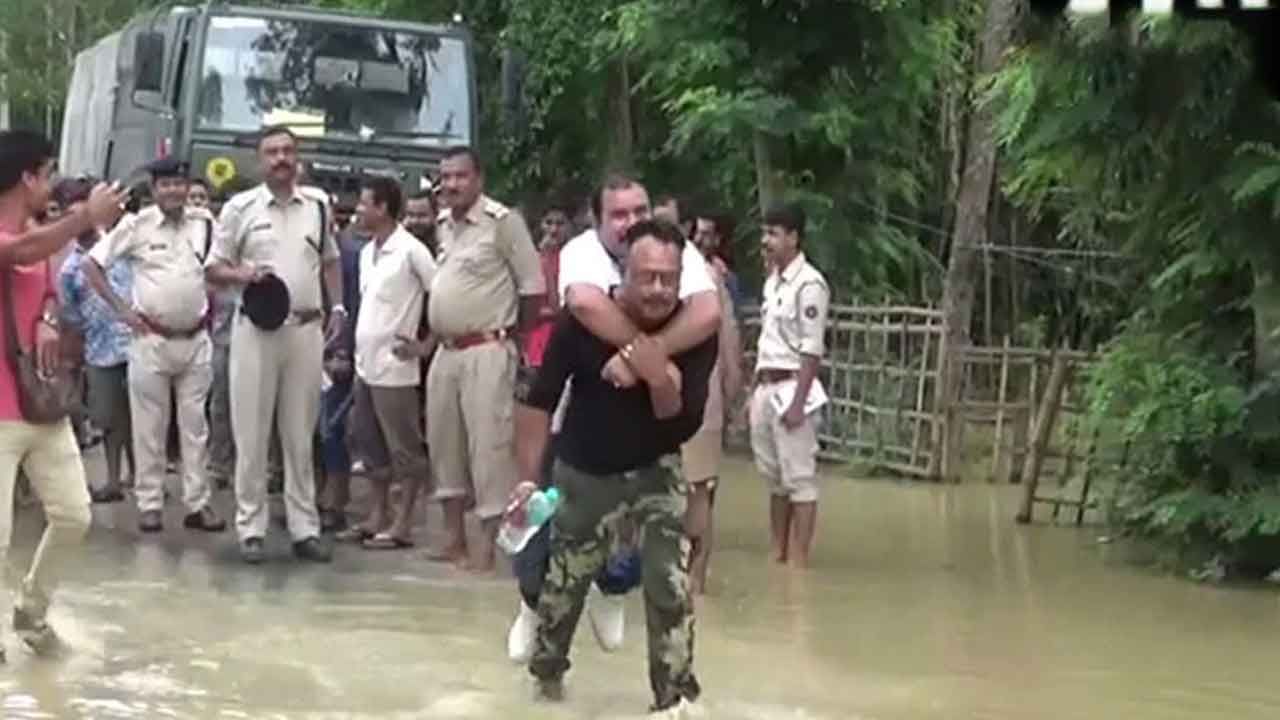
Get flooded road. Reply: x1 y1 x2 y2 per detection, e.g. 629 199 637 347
2 452 1279 719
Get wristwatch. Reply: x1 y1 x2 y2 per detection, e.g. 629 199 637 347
331 304 348 317
39 311 59 330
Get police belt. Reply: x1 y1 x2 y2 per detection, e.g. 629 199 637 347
756 368 798 384
439 326 517 351
239 306 324 326
142 314 208 340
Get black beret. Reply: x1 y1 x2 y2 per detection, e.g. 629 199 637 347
241 273 291 331
143 157 190 180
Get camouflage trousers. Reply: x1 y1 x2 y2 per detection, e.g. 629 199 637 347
530 455 701 710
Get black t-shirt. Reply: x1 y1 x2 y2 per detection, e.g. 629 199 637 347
521 310 718 475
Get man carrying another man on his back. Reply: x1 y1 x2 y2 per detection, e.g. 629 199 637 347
517 218 715 717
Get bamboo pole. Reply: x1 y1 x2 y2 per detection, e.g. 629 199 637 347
927 314 949 481
1074 424 1102 526
989 335 1011 482
910 318 935 470
1016 352 1072 524
897 313 912 455
877 300 892 460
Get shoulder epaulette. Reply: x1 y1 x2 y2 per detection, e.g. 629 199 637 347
482 196 509 219
298 185 329 203
225 189 259 212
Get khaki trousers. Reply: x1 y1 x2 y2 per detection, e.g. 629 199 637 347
229 315 322 541
426 341 518 519
0 419 91 618
128 332 213 514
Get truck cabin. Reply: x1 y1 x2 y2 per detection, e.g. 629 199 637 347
61 3 475 208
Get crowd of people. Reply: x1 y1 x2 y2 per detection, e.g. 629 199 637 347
0 125 831 718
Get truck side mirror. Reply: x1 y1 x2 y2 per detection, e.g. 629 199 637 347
134 32 165 94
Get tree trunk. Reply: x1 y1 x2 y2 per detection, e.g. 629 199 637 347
937 0 1022 481
0 30 9 131
754 130 784 218
1252 264 1280 379
605 56 633 170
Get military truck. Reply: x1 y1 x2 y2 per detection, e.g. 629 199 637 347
59 3 476 204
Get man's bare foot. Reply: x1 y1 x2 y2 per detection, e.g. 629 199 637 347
772 549 788 564
426 545 468 564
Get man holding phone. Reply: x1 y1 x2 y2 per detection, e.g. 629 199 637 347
339 178 437 549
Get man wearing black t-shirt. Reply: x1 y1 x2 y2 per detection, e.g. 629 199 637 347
515 219 716 715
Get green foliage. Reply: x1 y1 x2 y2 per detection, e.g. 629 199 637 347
996 15 1280 573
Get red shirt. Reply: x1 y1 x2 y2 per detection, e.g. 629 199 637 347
0 231 55 421
523 245 561 366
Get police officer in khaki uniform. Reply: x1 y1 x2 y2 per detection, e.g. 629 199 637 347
83 158 225 534
748 203 830 570
427 147 544 573
205 127 346 564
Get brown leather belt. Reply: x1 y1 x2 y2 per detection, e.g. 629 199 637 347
144 314 208 340
756 368 798 384
292 309 324 325
440 326 516 351
237 307 324 325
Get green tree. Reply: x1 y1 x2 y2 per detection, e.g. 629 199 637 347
992 13 1280 574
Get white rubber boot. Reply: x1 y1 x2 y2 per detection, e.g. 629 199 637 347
586 583 625 652
507 601 539 663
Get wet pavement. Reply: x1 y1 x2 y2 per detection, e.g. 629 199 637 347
2 450 1279 719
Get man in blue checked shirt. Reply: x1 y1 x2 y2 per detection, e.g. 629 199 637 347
55 177 135 504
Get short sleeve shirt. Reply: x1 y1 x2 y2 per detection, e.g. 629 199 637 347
427 195 544 337
354 226 438 387
205 184 339 312
90 205 213 331
0 231 54 421
755 252 830 372
557 228 715 302
58 245 133 367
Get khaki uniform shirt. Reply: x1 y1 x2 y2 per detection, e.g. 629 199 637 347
355 226 438 387
90 204 214 331
205 184 338 312
427 195 544 338
755 252 830 372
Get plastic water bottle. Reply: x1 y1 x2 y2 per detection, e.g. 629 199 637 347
497 487 562 555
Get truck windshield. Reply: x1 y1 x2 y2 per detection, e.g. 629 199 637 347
196 15 470 146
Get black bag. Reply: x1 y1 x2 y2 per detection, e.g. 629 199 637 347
2 264 80 424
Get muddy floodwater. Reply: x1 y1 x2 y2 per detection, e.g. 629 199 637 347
1 452 1279 719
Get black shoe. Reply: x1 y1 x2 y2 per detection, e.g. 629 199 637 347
183 505 227 532
240 537 265 564
320 509 348 533
535 677 565 703
292 536 333 563
90 485 125 504
138 510 163 533
13 608 62 657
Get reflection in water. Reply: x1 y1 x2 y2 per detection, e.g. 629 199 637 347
1 454 1278 719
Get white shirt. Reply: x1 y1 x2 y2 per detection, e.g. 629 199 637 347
354 226 438 387
557 228 715 303
755 252 830 372
549 228 716 433
90 204 213 331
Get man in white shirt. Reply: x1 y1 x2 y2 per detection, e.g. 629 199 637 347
506 174 721 661
342 178 437 550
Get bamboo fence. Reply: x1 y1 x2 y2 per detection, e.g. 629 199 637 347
733 304 1102 507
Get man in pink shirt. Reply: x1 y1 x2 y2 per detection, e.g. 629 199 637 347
0 131 124 661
